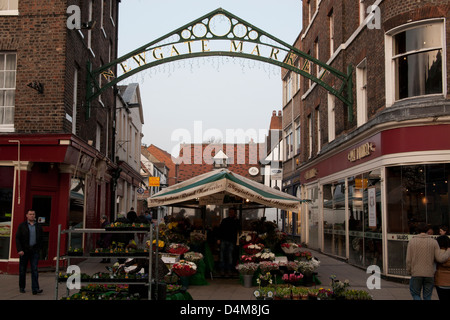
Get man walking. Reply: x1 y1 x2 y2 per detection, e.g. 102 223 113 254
217 208 239 277
406 222 450 300
15 210 44 295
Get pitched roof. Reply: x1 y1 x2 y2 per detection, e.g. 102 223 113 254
175 143 264 183
147 144 177 186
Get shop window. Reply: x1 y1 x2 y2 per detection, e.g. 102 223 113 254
322 180 346 258
348 170 382 270
307 186 320 250
386 21 444 106
0 166 14 259
386 164 450 275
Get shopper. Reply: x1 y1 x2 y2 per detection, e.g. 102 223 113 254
15 210 44 295
439 225 448 236
217 207 239 277
435 235 450 300
406 222 450 300
127 207 138 223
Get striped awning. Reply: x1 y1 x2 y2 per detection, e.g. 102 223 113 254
148 168 308 211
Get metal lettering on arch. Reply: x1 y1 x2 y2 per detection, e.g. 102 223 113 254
86 8 353 120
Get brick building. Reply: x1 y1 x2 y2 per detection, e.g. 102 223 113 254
0 0 126 273
282 0 450 277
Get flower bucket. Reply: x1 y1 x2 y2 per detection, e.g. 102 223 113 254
243 274 253 288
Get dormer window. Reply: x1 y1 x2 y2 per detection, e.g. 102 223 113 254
213 150 228 168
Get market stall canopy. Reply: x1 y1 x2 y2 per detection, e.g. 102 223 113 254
148 168 309 212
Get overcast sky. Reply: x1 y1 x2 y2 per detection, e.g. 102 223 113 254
117 0 302 157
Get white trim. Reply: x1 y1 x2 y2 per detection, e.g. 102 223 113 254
0 9 18 15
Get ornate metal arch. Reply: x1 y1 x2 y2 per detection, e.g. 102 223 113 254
86 8 353 120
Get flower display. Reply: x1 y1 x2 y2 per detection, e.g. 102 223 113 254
184 251 204 263
258 261 279 273
243 243 265 255
146 239 165 250
236 262 259 275
256 272 273 287
281 242 301 254
189 232 206 245
172 260 197 277
166 243 190 255
255 251 275 262
297 257 320 274
295 250 312 260
282 272 304 284
240 254 257 263
330 275 350 298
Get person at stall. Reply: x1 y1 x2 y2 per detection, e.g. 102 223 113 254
217 208 239 277
435 235 450 300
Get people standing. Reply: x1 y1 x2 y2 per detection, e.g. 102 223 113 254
435 235 450 300
406 222 450 300
15 210 43 295
439 225 448 236
217 208 239 277
127 207 138 223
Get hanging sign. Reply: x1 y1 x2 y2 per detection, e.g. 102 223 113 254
148 177 160 187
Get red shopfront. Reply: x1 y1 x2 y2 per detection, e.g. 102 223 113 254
300 123 450 277
0 134 113 274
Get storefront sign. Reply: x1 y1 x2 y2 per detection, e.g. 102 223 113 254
304 168 318 180
368 187 377 228
348 142 375 162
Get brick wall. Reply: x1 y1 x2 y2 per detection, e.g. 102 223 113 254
0 0 119 157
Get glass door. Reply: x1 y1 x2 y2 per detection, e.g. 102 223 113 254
31 192 56 266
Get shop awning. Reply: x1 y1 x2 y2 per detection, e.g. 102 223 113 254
148 168 308 212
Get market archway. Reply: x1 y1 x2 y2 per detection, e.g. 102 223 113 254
86 8 354 121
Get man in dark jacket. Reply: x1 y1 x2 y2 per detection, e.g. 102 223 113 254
15 210 44 295
217 208 240 276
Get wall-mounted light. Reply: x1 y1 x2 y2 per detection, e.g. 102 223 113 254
27 81 44 94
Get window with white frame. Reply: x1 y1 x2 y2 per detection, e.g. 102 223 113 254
308 115 312 158
0 0 18 14
329 9 334 58
285 127 293 159
356 58 368 127
327 93 335 142
0 52 16 128
295 119 301 155
87 0 93 51
386 21 444 105
314 37 320 77
315 106 321 152
359 0 366 25
287 74 292 101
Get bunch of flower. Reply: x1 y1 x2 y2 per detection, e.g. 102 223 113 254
166 284 182 293
163 272 179 284
295 250 312 260
189 231 206 245
172 260 197 277
330 275 350 298
240 254 257 263
147 239 165 250
282 272 304 284
239 231 259 245
297 258 320 274
243 243 265 255
286 261 300 271
343 289 373 300
317 288 333 300
281 242 301 254
184 251 204 263
166 243 190 255
255 251 275 262
259 261 279 273
235 262 259 275
256 272 273 287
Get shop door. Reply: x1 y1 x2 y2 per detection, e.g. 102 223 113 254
31 192 57 267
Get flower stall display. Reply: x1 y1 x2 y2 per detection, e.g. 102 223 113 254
297 257 320 275
330 275 350 299
258 261 279 273
172 260 197 277
236 262 259 275
256 272 273 287
274 286 292 300
254 250 275 262
166 243 190 255
243 243 264 255
240 254 257 263
189 231 207 245
291 287 309 300
184 251 204 264
282 272 304 285
280 242 301 254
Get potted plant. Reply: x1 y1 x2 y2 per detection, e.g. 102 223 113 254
236 262 259 288
256 272 273 288
274 286 292 300
291 286 309 300
330 275 350 299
